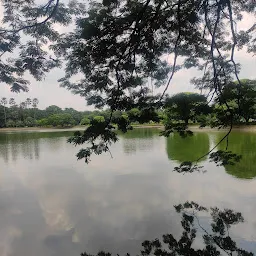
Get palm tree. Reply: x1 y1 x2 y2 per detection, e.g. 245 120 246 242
9 98 16 107
19 102 26 121
9 98 18 122
32 98 39 119
1 97 7 126
20 102 26 110
26 98 32 108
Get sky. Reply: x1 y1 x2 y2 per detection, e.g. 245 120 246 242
0 4 255 111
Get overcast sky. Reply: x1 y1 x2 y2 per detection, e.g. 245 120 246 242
0 5 255 111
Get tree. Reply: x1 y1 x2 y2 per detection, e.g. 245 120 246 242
32 98 39 109
19 102 27 121
25 98 32 109
6 119 15 128
0 0 85 92
64 107 82 124
92 116 105 124
9 98 16 107
165 92 209 125
217 79 256 124
52 0 255 162
127 108 141 123
1 97 7 126
8 98 19 123
47 113 75 127
80 117 91 126
32 98 39 119
37 118 49 127
45 105 62 116
32 98 39 118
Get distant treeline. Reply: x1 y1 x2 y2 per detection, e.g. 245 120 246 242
0 79 255 128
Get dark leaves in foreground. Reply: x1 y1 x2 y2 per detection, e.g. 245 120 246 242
81 202 254 256
209 150 242 166
68 121 118 163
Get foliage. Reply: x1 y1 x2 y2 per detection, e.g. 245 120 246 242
217 79 256 124
0 0 85 92
165 92 210 125
49 0 255 161
24 116 36 127
80 117 91 126
47 113 76 127
92 116 105 124
6 119 15 127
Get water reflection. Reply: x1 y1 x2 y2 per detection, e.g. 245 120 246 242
216 131 256 179
120 128 160 154
0 129 256 256
0 131 74 163
165 132 210 163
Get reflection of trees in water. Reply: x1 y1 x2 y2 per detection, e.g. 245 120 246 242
217 132 256 179
166 133 210 163
81 202 253 256
0 131 74 163
120 128 160 154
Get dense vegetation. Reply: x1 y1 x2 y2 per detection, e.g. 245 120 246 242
0 0 255 255
1 79 255 129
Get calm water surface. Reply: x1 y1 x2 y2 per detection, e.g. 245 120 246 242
0 128 256 256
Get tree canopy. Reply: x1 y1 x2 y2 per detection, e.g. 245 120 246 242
217 79 256 123
165 92 209 125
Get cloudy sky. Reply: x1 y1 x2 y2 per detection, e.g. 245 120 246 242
0 5 255 111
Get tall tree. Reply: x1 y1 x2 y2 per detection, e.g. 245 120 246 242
32 98 39 119
0 97 7 126
25 98 32 109
45 105 62 116
19 102 27 122
9 98 16 107
217 79 256 124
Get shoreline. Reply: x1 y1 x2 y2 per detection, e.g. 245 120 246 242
1 124 256 133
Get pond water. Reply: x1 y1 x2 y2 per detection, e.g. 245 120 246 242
0 128 256 256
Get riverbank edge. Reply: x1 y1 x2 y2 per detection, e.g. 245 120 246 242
1 124 256 132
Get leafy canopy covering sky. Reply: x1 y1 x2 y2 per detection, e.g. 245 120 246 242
0 4 255 111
